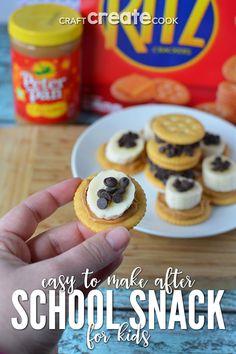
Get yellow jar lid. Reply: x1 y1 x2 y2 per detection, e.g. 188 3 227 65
8 4 83 46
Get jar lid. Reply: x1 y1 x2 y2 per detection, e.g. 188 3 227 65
8 4 83 46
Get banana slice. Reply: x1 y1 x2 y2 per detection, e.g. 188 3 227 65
201 141 225 157
105 130 145 164
87 170 135 220
166 176 202 210
203 155 236 192
143 118 155 141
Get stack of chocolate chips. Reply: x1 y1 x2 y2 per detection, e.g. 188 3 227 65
148 159 196 185
97 176 130 210
118 132 139 148
203 132 221 146
173 178 195 192
211 156 230 172
156 135 199 157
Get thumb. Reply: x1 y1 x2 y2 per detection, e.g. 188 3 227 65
34 226 130 287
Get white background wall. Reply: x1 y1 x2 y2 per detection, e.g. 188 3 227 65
0 0 80 23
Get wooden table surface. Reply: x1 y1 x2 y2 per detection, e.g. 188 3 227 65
1 24 236 354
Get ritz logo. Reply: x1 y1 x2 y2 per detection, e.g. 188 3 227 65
101 0 218 71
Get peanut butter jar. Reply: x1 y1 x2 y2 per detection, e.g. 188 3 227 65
8 4 83 124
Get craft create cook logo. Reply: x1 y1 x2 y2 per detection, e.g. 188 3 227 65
101 0 219 71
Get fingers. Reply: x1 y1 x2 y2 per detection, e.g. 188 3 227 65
0 178 81 241
34 227 130 288
0 234 31 265
28 221 94 262
81 255 123 297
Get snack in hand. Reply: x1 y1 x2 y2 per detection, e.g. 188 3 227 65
74 170 146 232
97 130 146 175
156 176 211 226
202 156 236 205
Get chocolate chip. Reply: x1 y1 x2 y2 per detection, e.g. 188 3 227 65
149 159 157 172
97 189 112 201
203 132 221 146
158 142 199 158
129 132 139 139
159 145 166 153
154 166 173 184
149 161 196 185
117 187 126 194
173 178 195 192
128 141 137 148
106 187 118 194
112 192 123 203
97 197 108 209
97 189 106 197
184 146 194 156
166 146 176 158
181 170 196 180
104 177 117 188
214 156 221 163
121 140 136 148
120 177 130 188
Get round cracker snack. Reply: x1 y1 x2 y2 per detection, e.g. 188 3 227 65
74 174 146 233
196 101 236 123
156 193 211 226
152 114 205 145
110 74 155 103
153 78 191 105
222 55 236 83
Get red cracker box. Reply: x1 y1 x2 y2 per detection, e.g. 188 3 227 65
80 0 236 123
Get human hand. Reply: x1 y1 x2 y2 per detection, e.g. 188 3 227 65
0 178 130 354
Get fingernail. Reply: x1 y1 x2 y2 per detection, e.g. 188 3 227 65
106 227 130 251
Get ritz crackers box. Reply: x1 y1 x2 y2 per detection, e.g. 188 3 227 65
80 0 236 119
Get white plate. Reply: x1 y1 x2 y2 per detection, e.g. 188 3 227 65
71 104 236 238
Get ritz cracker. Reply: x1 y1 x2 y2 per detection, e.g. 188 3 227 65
8 4 83 124
81 0 236 123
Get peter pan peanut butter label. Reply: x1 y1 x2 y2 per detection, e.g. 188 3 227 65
12 49 80 123
101 0 218 71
